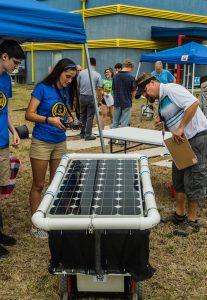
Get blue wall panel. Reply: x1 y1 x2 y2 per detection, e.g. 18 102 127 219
85 14 207 40
43 0 207 16
26 51 52 84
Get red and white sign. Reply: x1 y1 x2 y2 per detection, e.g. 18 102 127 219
181 55 189 61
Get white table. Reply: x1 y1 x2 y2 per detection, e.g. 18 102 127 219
95 127 172 153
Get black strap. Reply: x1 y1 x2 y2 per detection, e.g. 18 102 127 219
54 83 75 122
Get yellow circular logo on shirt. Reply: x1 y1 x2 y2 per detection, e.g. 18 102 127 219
51 102 66 118
0 91 7 110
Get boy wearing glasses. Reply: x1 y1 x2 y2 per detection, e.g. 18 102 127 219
0 40 25 257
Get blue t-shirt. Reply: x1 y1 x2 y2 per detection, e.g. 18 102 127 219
0 72 12 149
32 83 70 144
151 69 175 84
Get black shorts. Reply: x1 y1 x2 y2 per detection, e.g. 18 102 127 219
101 97 107 106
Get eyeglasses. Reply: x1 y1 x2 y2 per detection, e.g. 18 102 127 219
64 64 77 71
12 58 22 66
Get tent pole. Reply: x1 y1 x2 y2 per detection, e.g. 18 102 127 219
84 44 106 153
135 62 141 79
186 65 190 89
183 64 186 87
192 64 195 94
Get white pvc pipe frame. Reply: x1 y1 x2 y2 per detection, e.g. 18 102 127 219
32 153 160 231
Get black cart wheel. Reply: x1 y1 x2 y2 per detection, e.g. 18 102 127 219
59 274 73 300
59 274 67 296
131 281 143 300
62 292 68 300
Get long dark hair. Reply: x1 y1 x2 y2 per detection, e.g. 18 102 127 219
40 58 79 115
40 58 76 86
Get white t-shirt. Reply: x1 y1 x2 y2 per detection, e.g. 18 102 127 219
159 83 207 139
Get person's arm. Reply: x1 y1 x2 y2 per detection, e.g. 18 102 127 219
8 115 20 147
167 70 176 83
172 100 199 143
25 96 66 130
96 86 103 102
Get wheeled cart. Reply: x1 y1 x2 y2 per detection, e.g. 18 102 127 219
32 154 160 299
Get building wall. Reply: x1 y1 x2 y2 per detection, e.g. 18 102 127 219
26 50 82 83
85 14 207 41
28 1 207 83
41 0 207 16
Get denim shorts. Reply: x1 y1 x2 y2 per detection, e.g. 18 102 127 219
172 132 207 201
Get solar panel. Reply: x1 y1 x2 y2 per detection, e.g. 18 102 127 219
47 159 143 217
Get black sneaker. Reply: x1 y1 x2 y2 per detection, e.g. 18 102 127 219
173 220 200 237
0 244 9 257
161 212 187 225
85 135 96 141
118 140 125 146
0 233 17 246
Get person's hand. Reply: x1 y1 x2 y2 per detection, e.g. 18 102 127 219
12 131 21 148
155 115 163 130
49 117 66 130
172 127 185 143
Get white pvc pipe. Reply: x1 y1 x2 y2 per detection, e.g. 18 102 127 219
32 154 160 231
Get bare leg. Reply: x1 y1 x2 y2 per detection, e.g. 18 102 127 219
108 106 114 128
49 159 61 184
30 158 48 215
101 104 107 130
175 192 187 216
187 200 198 222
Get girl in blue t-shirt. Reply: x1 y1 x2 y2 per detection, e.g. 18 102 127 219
25 58 77 238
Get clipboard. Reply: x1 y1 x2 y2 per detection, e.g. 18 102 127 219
164 135 198 170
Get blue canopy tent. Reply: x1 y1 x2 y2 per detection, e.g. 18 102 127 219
0 0 105 151
136 42 207 92
0 0 86 43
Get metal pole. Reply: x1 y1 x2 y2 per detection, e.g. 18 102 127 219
135 62 141 79
183 64 186 87
84 44 106 153
192 64 195 94
186 64 190 89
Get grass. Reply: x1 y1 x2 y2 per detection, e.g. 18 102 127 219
0 84 207 300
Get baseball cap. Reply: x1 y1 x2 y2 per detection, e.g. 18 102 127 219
135 73 156 99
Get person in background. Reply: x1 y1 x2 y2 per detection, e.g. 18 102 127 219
100 67 114 129
76 64 82 75
0 40 25 257
112 59 136 144
25 58 77 239
151 61 176 84
77 57 102 141
136 72 207 237
114 62 122 74
200 76 207 117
